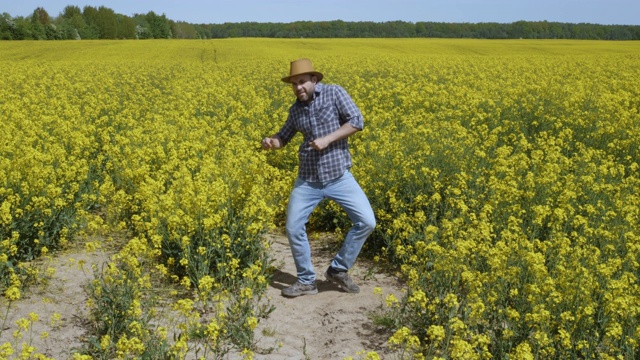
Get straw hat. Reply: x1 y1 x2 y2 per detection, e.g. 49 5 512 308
281 58 323 83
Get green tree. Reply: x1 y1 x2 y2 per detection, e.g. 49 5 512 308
171 21 199 39
133 13 151 39
510 20 531 38
58 5 85 39
32 7 50 26
95 6 118 39
116 14 136 39
1 12 14 39
548 22 564 39
81 6 100 39
145 11 171 38
10 17 31 39
30 7 51 39
3 12 640 41
382 20 415 37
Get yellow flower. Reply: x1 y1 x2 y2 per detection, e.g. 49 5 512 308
2 38 639 360
385 294 399 308
15 317 30 331
180 276 191 289
100 334 112 350
245 316 258 330
509 341 534 360
427 325 446 342
28 312 39 322
0 342 14 357
388 326 421 352
5 286 21 301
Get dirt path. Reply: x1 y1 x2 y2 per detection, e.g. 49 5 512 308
0 233 404 359
0 246 112 359
248 233 404 359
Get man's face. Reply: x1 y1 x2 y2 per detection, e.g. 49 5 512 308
290 74 316 103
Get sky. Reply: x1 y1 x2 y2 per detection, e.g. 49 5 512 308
3 0 639 26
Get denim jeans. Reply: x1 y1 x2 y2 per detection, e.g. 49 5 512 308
285 170 376 285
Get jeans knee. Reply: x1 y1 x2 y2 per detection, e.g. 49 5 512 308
359 216 376 235
285 221 304 239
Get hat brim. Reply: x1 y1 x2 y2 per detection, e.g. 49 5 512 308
281 71 323 83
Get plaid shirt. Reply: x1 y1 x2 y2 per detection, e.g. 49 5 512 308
277 83 364 182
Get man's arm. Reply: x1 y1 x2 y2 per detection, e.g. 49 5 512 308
309 123 360 151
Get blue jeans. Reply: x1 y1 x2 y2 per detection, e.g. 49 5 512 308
285 170 376 285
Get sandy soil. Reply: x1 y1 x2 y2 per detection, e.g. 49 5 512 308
0 233 404 359
246 234 404 360
0 246 112 359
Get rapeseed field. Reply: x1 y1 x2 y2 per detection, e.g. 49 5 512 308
1 38 638 359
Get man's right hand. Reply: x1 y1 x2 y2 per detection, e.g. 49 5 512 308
261 137 281 150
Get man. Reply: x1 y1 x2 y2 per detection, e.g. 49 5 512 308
262 58 376 297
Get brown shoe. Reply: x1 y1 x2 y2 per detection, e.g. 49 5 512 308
325 267 360 293
282 281 318 297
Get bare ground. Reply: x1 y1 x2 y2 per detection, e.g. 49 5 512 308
245 233 404 360
0 233 404 359
0 244 112 359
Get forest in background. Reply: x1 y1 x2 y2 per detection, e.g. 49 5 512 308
2 5 640 40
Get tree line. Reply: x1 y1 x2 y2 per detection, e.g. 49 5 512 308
2 6 639 40
0 6 203 40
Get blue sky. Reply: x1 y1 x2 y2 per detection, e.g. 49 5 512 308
3 0 639 25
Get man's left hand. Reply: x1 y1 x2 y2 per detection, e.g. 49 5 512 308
310 137 330 151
